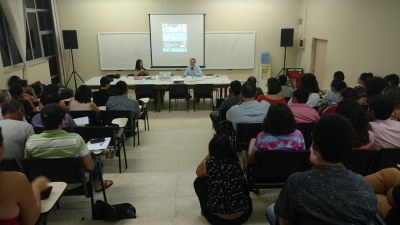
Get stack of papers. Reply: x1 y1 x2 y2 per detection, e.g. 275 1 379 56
87 137 111 152
73 117 89 126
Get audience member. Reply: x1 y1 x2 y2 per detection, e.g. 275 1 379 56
248 103 305 162
184 58 203 77
32 92 76 131
247 76 263 98
16 79 38 103
359 77 388 106
354 72 374 98
9 83 36 117
0 90 11 120
383 74 400 120
365 168 400 225
0 100 34 162
267 114 376 225
106 81 141 115
7 75 21 88
288 87 320 123
226 81 269 131
68 85 100 114
384 74 399 87
368 95 400 149
39 84 67 110
321 79 347 106
289 73 321 107
340 87 358 102
194 134 252 225
93 76 114 106
25 104 113 192
256 78 286 105
209 80 241 130
277 75 294 98
133 59 149 76
0 127 49 225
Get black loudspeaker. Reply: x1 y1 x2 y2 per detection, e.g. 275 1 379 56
280 28 294 47
62 30 78 49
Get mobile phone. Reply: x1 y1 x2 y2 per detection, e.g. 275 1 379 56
90 138 105 144
41 186 53 200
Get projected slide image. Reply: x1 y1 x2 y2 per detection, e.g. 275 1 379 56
162 24 187 53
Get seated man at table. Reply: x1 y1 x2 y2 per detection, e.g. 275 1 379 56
93 76 114 107
25 104 113 192
184 58 203 77
106 81 140 116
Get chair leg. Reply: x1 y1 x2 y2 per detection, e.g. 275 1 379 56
193 98 196 112
146 111 150 130
169 98 171 112
137 120 140 146
122 135 127 169
118 148 122 173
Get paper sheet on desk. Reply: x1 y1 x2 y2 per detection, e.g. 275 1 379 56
87 137 111 151
73 117 89 126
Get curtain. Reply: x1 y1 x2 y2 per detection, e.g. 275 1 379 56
0 0 26 76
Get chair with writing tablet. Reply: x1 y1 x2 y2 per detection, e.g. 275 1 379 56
100 110 139 147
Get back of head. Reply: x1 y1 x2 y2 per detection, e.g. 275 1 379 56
230 80 241 96
365 77 388 97
1 100 23 116
333 71 345 81
9 84 23 99
43 84 60 96
330 80 347 92
300 73 320 93
100 76 111 88
313 114 355 163
263 103 296 135
359 72 374 85
368 95 395 120
0 90 11 105
74 85 92 103
384 74 400 86
241 81 257 99
293 87 309 103
383 86 400 107
41 103 65 130
208 134 236 160
7 75 21 88
267 78 282 95
40 92 61 106
115 81 128 96
16 79 28 88
247 76 257 85
340 87 358 102
278 75 288 85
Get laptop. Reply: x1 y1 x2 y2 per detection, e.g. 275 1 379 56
159 71 172 80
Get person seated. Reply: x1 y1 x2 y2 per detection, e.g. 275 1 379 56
257 78 286 105
194 134 252 225
93 76 114 107
383 74 400 121
384 74 399 87
0 90 11 120
133 59 149 76
368 95 400 149
209 80 241 130
354 72 374 99
277 75 294 98
106 81 141 115
9 83 36 117
226 81 270 131
0 100 34 164
340 87 358 102
365 168 400 225
247 76 263 98
359 77 388 106
25 104 113 192
288 87 320 123
248 103 305 162
31 92 76 131
288 73 321 107
7 75 21 88
38 84 67 110
267 114 377 225
321 78 347 107
184 58 203 77
68 85 100 115
0 127 49 225
16 79 39 104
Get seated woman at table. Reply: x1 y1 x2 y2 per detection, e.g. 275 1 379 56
0 127 49 225
68 85 100 115
133 59 149 76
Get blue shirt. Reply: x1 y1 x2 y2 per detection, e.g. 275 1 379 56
184 65 203 77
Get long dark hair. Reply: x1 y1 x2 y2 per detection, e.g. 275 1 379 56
263 103 296 135
135 59 143 71
209 134 237 160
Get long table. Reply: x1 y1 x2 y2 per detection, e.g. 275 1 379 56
84 75 231 112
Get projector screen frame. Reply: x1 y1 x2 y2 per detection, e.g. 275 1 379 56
149 13 205 68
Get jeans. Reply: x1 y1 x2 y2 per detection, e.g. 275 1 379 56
266 204 276 225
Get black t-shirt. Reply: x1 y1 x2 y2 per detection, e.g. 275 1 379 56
93 89 114 106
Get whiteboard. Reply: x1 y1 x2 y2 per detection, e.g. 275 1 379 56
98 31 255 70
98 32 151 70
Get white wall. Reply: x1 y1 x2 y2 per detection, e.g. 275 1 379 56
299 0 400 89
55 0 303 88
1 60 51 89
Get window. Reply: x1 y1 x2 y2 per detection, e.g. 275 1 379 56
0 6 23 67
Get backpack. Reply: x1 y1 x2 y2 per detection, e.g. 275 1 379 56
93 200 136 221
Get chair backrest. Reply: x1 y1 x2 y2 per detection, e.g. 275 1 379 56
100 110 136 131
194 84 213 98
0 158 21 171
169 84 189 99
73 126 116 146
321 105 337 116
373 148 400 172
252 150 310 188
135 85 155 99
23 157 85 184
235 123 262 151
342 149 378 176
69 110 99 126
296 123 316 150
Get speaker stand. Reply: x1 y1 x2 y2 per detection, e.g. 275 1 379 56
65 49 84 90
276 46 288 77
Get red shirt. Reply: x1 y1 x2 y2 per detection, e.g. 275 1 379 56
256 95 286 105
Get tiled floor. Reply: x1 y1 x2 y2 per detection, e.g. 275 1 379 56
47 101 279 225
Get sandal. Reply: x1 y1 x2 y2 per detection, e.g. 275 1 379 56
95 180 113 192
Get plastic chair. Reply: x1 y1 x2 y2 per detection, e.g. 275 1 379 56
193 84 214 111
100 110 139 146
168 84 190 112
342 149 379 176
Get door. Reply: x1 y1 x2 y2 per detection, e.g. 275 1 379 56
310 38 328 89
